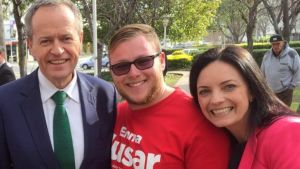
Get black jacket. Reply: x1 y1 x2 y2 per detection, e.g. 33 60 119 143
0 62 16 86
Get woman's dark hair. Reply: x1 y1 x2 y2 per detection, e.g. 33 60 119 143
189 46 294 133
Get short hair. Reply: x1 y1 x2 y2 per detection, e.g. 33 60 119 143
108 24 161 54
24 0 83 38
189 46 293 133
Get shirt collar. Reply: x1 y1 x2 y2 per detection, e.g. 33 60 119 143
38 69 80 103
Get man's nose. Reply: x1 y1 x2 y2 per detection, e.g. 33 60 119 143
51 40 64 55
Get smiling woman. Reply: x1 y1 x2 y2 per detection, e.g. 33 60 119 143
189 45 300 169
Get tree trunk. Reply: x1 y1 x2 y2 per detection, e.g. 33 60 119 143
0 0 5 47
262 0 280 34
81 0 93 39
12 0 27 77
282 0 289 41
246 0 262 53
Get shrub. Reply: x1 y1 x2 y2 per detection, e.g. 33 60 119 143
167 59 192 70
289 41 300 48
165 41 300 70
252 49 268 66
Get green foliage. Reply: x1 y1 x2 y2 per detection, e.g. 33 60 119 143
291 87 300 111
167 59 192 71
168 0 221 42
189 50 201 57
211 0 246 43
252 49 268 66
255 36 270 43
178 42 300 68
289 41 300 48
94 0 173 44
240 41 300 50
100 71 113 82
240 43 271 49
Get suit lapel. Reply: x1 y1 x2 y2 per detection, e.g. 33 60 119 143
20 70 60 169
77 73 100 168
79 76 99 125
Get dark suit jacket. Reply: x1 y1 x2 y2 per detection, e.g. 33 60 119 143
0 62 16 86
0 70 116 169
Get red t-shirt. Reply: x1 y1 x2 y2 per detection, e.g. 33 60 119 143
112 88 230 169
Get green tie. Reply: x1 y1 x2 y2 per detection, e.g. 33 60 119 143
52 91 75 169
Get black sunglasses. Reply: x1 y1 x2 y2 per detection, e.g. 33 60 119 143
110 52 161 76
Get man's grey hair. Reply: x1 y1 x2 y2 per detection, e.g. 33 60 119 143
24 0 83 38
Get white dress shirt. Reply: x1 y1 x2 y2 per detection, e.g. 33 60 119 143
38 70 84 169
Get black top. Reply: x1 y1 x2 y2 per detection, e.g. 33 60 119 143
0 62 16 86
228 137 246 169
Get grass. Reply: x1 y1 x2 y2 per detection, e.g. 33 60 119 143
164 73 182 86
291 87 300 111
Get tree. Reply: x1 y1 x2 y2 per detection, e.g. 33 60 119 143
6 0 222 77
169 0 221 42
237 0 263 52
78 0 220 76
256 14 270 38
12 0 26 77
11 0 32 77
0 0 5 47
77 0 172 77
213 0 246 44
282 0 289 41
262 0 300 41
79 0 220 44
282 0 300 41
261 0 281 34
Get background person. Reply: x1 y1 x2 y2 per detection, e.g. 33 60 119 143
109 24 230 169
190 46 300 169
0 46 16 86
261 34 300 107
0 0 116 168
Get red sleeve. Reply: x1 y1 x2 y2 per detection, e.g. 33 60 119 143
185 115 230 169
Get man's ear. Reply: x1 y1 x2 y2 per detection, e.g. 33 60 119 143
80 32 83 43
27 38 32 50
160 51 166 71
27 38 33 56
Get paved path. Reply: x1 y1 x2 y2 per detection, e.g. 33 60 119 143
169 71 190 93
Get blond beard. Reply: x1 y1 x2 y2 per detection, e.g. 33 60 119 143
116 73 164 106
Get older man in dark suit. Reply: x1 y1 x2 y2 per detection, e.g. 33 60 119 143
0 46 16 86
0 0 116 169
